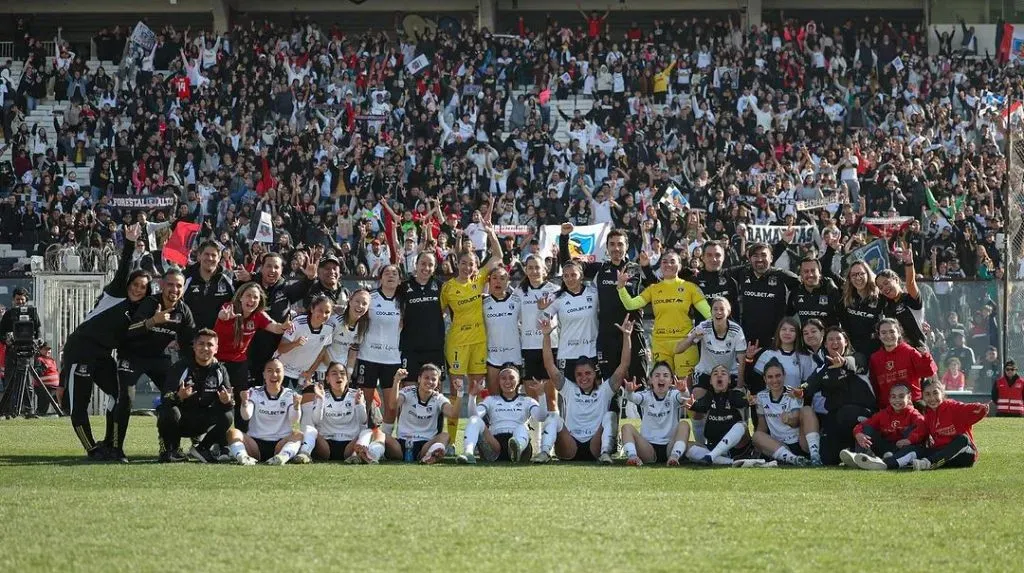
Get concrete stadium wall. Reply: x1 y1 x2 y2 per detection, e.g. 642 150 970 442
926 23 1014 55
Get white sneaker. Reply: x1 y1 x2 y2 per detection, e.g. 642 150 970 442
853 453 888 471
456 453 477 464
531 451 551 464
292 452 311 464
912 458 932 471
236 454 257 466
732 459 773 468
344 453 362 464
598 453 613 465
839 449 857 468
265 454 289 466
760 461 779 468
507 437 522 462
711 456 734 466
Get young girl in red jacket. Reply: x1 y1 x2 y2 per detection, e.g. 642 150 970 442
904 380 990 470
842 383 926 471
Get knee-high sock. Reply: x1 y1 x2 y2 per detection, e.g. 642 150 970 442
623 442 638 459
670 440 687 459
709 422 746 459
805 432 822 460
382 423 394 437
447 415 459 446
601 412 615 454
356 428 373 448
299 425 318 455
691 418 706 445
772 445 798 464
228 441 247 461
463 416 485 456
278 439 301 462
686 444 712 462
104 394 116 447
541 415 562 453
511 425 531 460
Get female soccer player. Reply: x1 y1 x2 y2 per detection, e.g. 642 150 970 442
843 383 926 470
225 359 305 465
297 362 384 464
357 264 404 434
459 367 546 464
518 255 561 411
675 296 746 444
215 283 292 430
687 364 758 466
538 260 600 380
839 261 885 357
326 288 371 374
876 247 926 348
620 362 692 466
745 317 816 393
482 267 522 394
903 380 989 470
275 295 334 388
617 251 711 378
751 359 813 466
440 224 502 449
869 318 937 411
397 251 446 392
533 317 633 464
383 365 463 464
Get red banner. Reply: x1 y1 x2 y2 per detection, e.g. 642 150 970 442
161 221 201 266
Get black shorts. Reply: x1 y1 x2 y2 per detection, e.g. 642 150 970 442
572 437 597 461
355 361 401 389
597 329 649 383
222 360 252 392
493 432 534 462
282 375 303 390
253 437 279 462
117 355 171 388
521 349 549 380
398 439 430 460
402 351 446 382
785 441 810 458
694 372 738 391
326 439 352 460
651 443 670 463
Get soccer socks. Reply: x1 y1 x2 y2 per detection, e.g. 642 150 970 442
299 426 318 456
685 444 711 462
691 418 707 445
228 442 247 461
367 442 385 462
623 442 638 459
447 418 459 444
423 441 446 461
709 422 745 459
670 441 687 459
890 451 918 469
541 415 562 453
601 412 615 454
805 432 822 462
772 446 798 464
278 440 301 462
463 416 485 456
382 423 395 437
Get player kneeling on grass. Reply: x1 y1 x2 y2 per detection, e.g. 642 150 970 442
296 362 385 464
685 364 758 467
620 361 692 467
225 359 305 466
533 317 632 464
383 365 462 464
842 383 926 471
157 329 234 463
751 359 819 466
458 366 547 464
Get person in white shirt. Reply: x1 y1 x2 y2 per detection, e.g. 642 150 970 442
225 359 304 465
298 362 385 464
533 316 633 464
620 362 693 467
326 289 370 373
482 267 522 392
383 365 463 464
751 359 817 466
274 295 334 388
459 368 547 464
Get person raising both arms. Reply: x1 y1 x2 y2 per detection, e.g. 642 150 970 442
617 251 711 380
619 362 693 467
533 316 633 464
459 367 547 464
440 221 503 453
225 359 305 466
383 365 463 464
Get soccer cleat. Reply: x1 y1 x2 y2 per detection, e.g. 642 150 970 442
839 449 857 468
626 456 643 467
853 454 888 471
159 449 187 463
210 445 233 463
188 446 217 463
760 461 779 468
810 455 823 467
711 456 734 466
507 437 522 463
108 448 130 464
444 445 456 458
422 447 445 465
912 458 932 471
292 452 312 464
702 454 714 466
531 451 551 464
86 445 110 462
456 453 477 465
265 454 289 466
478 439 497 461
732 458 774 468
598 453 613 465
791 456 810 467
344 454 362 464
236 454 257 466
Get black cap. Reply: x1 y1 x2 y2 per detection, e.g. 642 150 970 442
1006 360 1016 368
318 255 340 268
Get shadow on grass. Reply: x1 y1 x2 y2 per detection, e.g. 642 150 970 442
0 455 163 466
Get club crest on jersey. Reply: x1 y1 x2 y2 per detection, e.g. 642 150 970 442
768 276 778 286
245 321 254 330
76 364 90 375
719 277 727 285
886 361 895 370
819 296 829 305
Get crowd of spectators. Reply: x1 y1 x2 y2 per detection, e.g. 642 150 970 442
0 10 1021 389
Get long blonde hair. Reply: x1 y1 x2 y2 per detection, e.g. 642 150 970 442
842 261 879 308
231 282 268 347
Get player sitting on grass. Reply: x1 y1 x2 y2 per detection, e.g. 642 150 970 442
751 359 814 466
619 361 692 467
225 359 304 466
383 365 462 464
842 383 926 471
533 316 633 464
905 380 990 471
297 362 385 464
685 364 761 467
458 365 546 464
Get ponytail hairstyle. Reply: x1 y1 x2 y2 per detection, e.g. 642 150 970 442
520 254 548 294
557 260 584 295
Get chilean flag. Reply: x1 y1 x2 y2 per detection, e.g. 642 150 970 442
999 22 1024 63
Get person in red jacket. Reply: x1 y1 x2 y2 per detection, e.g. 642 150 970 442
869 318 937 410
903 380 990 471
990 360 1024 417
842 383 926 470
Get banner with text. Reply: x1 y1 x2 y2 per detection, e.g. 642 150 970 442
109 194 176 210
747 225 817 244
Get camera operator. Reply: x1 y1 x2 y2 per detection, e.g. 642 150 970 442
34 342 59 416
157 329 233 463
0 287 41 416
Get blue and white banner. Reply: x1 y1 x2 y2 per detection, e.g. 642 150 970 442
845 239 890 273
538 223 611 263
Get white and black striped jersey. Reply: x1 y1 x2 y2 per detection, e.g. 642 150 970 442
693 319 747 375
543 284 599 360
754 349 816 389
326 317 362 368
396 386 450 441
358 289 402 365
755 389 802 445
245 385 299 441
309 388 366 441
475 394 541 435
625 388 686 445
562 380 615 441
483 292 522 366
274 314 334 378
517 282 560 349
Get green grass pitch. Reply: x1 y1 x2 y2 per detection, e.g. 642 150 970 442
1 416 1022 572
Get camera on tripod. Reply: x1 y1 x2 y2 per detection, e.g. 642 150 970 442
10 310 41 357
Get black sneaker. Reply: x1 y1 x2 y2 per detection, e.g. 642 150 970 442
108 448 130 464
188 446 217 463
86 445 110 462
159 449 188 463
